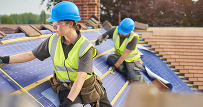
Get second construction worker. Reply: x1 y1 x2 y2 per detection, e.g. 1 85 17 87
95 18 144 81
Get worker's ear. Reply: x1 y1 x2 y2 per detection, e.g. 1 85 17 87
68 21 74 27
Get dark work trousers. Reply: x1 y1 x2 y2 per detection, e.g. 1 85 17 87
59 85 112 107
107 54 142 81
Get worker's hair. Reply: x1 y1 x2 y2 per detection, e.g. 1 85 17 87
64 19 81 31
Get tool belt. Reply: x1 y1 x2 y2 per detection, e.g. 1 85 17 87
50 73 69 96
81 74 104 106
50 73 104 106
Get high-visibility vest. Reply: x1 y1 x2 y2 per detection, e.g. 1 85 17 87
48 34 97 82
112 27 140 62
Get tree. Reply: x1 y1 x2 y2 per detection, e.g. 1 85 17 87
101 0 187 26
10 13 39 24
101 0 132 25
172 0 195 26
41 0 62 11
39 10 46 24
41 0 202 27
0 16 16 24
10 14 21 24
193 0 203 26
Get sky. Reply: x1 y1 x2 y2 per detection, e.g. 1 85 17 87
0 0 51 15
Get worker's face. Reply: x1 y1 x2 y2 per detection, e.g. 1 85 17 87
52 21 70 36
118 32 129 38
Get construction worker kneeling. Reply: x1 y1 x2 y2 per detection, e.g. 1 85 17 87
96 18 145 82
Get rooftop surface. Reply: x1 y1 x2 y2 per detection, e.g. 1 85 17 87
0 26 203 106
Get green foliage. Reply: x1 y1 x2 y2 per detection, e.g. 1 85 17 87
0 16 16 24
40 0 203 27
39 10 46 24
0 13 40 24
101 0 202 27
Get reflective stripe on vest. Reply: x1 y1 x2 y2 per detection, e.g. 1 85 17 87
49 34 95 81
113 27 140 62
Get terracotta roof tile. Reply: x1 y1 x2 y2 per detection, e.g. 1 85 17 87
185 73 194 77
15 25 42 37
142 30 203 91
40 24 55 32
179 70 189 73
189 77 197 81
194 82 203 85
134 21 148 30
194 74 203 77
0 31 7 38
198 86 203 90
198 78 203 81
102 20 112 31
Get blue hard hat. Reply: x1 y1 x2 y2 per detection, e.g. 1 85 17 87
47 1 81 22
117 18 135 35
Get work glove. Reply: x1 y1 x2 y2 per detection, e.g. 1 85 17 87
59 98 73 107
109 65 116 75
95 39 103 45
0 56 10 64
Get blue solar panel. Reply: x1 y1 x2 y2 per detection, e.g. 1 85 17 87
0 33 26 41
40 30 53 34
0 28 196 107
82 28 107 41
113 84 130 107
139 49 193 93
0 38 54 91
28 81 54 107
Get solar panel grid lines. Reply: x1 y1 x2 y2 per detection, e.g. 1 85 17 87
102 73 126 101
0 68 45 107
10 45 114 96
0 38 54 90
27 81 52 106
110 80 130 106
137 32 195 93
0 28 131 107
113 84 130 107
139 49 193 93
0 33 26 41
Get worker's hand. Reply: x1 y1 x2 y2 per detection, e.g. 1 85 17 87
109 65 116 75
95 39 103 45
59 98 73 107
0 56 10 64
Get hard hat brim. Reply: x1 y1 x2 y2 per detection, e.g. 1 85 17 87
46 17 81 22
46 18 55 22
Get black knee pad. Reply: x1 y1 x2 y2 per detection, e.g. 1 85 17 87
106 54 118 66
127 70 141 81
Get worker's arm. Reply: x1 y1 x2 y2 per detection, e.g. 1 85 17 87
114 49 132 68
0 51 36 64
95 27 116 45
95 35 109 45
59 72 87 107
97 35 104 40
9 51 36 63
68 72 87 101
